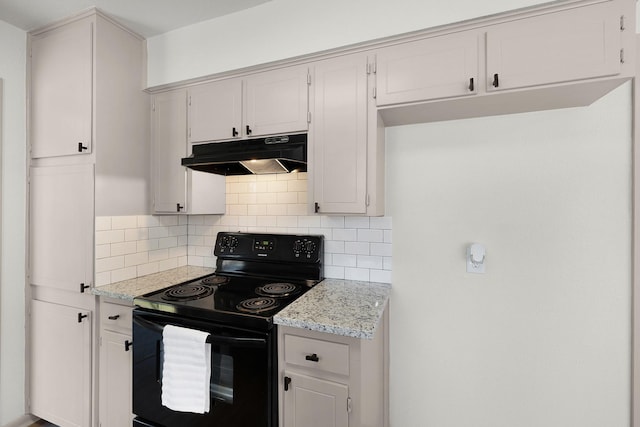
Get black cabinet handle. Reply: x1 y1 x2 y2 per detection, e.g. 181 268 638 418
232 127 238 137
305 353 320 362
314 202 320 213
125 340 133 352
284 376 291 391
77 313 88 323
108 314 120 320
469 77 474 92
177 203 184 212
80 283 90 293
246 125 252 136
78 142 88 152
492 73 499 88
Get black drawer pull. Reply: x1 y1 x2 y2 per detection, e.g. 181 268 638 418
469 77 474 92
78 142 88 152
305 353 319 362
492 73 499 88
77 313 88 323
125 340 133 352
232 127 238 137
108 314 120 320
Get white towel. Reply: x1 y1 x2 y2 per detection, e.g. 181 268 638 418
161 325 212 413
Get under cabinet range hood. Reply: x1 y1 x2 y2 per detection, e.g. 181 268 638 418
182 133 307 176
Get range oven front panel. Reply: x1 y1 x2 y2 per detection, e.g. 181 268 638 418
132 309 277 427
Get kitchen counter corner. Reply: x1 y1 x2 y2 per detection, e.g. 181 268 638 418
91 265 216 301
274 279 391 339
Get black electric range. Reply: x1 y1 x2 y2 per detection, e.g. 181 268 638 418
133 231 324 331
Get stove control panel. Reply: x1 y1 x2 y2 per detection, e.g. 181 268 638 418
214 232 323 264
293 238 317 259
218 235 239 253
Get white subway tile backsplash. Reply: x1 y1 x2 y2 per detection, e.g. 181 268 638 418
345 217 370 229
96 256 124 273
148 249 169 262
345 241 369 255
357 229 384 243
357 255 383 269
95 217 112 231
96 175 392 286
345 267 370 282
111 266 137 283
333 229 357 241
333 254 357 267
370 216 393 230
371 243 393 257
111 241 137 257
370 269 392 284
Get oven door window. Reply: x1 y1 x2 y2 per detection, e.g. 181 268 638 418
133 311 275 427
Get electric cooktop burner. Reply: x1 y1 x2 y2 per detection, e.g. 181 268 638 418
237 297 278 313
201 276 230 286
161 284 214 301
256 282 299 297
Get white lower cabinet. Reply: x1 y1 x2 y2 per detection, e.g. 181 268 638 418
99 299 133 427
279 311 388 427
284 372 349 427
30 300 92 427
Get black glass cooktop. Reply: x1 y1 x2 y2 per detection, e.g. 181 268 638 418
134 273 313 331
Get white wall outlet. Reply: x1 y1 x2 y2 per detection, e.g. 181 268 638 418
466 243 486 274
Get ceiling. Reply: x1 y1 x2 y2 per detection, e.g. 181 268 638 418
0 0 271 37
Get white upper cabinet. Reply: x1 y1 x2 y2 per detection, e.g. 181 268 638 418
30 164 94 293
376 31 479 106
188 79 243 143
152 89 226 215
152 89 188 213
244 65 310 137
310 54 369 215
485 1 622 91
186 66 309 143
30 16 92 158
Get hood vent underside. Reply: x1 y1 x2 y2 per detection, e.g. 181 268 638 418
182 133 307 176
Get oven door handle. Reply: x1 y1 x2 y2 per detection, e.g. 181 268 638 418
133 315 267 347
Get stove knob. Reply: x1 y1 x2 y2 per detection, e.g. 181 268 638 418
293 240 303 253
229 237 239 248
219 236 230 248
304 241 316 254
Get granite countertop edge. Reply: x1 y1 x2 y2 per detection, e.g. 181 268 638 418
91 265 216 301
93 269 392 340
273 278 392 340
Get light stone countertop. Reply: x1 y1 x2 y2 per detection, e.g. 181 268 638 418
274 279 391 339
91 265 216 301
93 268 391 340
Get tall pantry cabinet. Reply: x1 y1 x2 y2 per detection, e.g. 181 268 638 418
28 10 149 427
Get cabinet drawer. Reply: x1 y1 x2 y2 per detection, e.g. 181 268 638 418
284 334 349 376
100 301 132 334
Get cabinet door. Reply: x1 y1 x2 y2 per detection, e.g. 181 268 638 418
30 17 92 158
283 372 349 427
100 329 133 427
188 79 242 142
245 66 309 136
486 2 621 91
311 55 368 214
152 89 187 213
30 164 94 292
30 300 92 427
376 32 479 106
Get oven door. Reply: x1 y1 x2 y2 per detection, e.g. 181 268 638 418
132 309 277 427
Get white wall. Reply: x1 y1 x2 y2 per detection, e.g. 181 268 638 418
145 2 636 426
147 0 550 87
0 19 26 426
386 83 632 426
